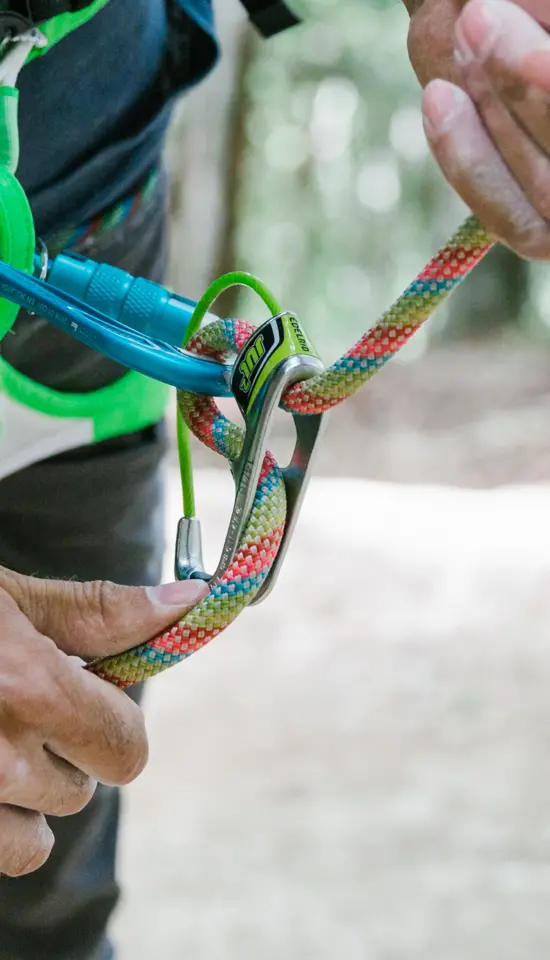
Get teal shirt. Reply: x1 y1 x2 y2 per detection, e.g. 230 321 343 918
17 0 218 236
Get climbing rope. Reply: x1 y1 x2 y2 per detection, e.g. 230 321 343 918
88 215 494 687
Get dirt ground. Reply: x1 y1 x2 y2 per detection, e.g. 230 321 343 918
113 343 550 959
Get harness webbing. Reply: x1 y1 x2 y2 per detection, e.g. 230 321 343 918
0 0 111 58
2 0 96 22
0 0 301 53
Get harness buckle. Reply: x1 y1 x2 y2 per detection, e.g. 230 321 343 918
0 12 33 45
175 312 325 604
0 17 46 85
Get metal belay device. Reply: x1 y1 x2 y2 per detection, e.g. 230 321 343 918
175 311 325 605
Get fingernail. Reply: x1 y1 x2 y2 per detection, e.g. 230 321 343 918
457 0 502 63
147 580 209 608
422 80 470 138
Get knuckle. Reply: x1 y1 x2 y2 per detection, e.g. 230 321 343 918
0 611 60 723
489 203 550 261
407 11 452 87
53 579 121 640
75 579 123 638
110 710 149 786
0 576 22 615
59 580 99 634
55 774 97 817
510 223 550 261
0 741 15 801
96 580 125 633
7 841 51 878
0 812 53 878
117 736 148 786
87 684 149 787
0 656 59 726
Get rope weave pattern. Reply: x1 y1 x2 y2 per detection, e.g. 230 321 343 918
89 216 494 687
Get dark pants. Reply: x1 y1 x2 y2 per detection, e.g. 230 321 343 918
0 180 168 960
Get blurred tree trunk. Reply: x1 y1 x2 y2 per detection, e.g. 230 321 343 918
210 25 258 319
165 0 249 302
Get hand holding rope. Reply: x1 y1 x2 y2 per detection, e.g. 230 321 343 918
87 216 494 688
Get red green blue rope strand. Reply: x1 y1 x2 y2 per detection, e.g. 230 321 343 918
88 215 495 688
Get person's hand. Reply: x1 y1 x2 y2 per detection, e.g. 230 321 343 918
0 567 208 878
421 0 550 259
404 0 467 87
404 0 550 259
404 0 547 86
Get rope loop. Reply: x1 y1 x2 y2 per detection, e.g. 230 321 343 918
89 216 495 687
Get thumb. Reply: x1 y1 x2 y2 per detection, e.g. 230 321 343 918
0 567 209 659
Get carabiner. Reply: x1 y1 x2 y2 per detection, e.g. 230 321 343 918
175 311 325 604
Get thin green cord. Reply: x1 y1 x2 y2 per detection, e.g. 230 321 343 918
177 271 283 518
177 407 196 516
185 271 282 344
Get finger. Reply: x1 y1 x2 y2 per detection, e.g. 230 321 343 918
407 0 467 87
0 618 149 787
422 78 550 257
0 805 53 877
457 60 550 222
0 743 96 817
43 655 149 787
456 1 550 180
0 567 209 659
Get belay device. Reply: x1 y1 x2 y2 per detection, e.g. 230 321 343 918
175 310 325 606
0 7 496 687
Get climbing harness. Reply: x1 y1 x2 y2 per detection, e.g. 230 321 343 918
0 6 497 687
0 0 303 477
0 0 297 48
0 1 112 56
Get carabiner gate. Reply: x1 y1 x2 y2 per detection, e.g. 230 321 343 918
175 312 325 605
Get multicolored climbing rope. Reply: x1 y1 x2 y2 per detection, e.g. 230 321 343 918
88 215 494 688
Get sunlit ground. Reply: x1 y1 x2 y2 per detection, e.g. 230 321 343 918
113 445 550 959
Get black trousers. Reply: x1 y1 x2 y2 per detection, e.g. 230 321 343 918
0 178 168 960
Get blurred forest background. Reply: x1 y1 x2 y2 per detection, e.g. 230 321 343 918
163 0 550 489
166 0 550 355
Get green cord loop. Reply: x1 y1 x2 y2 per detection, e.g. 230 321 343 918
177 271 283 517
